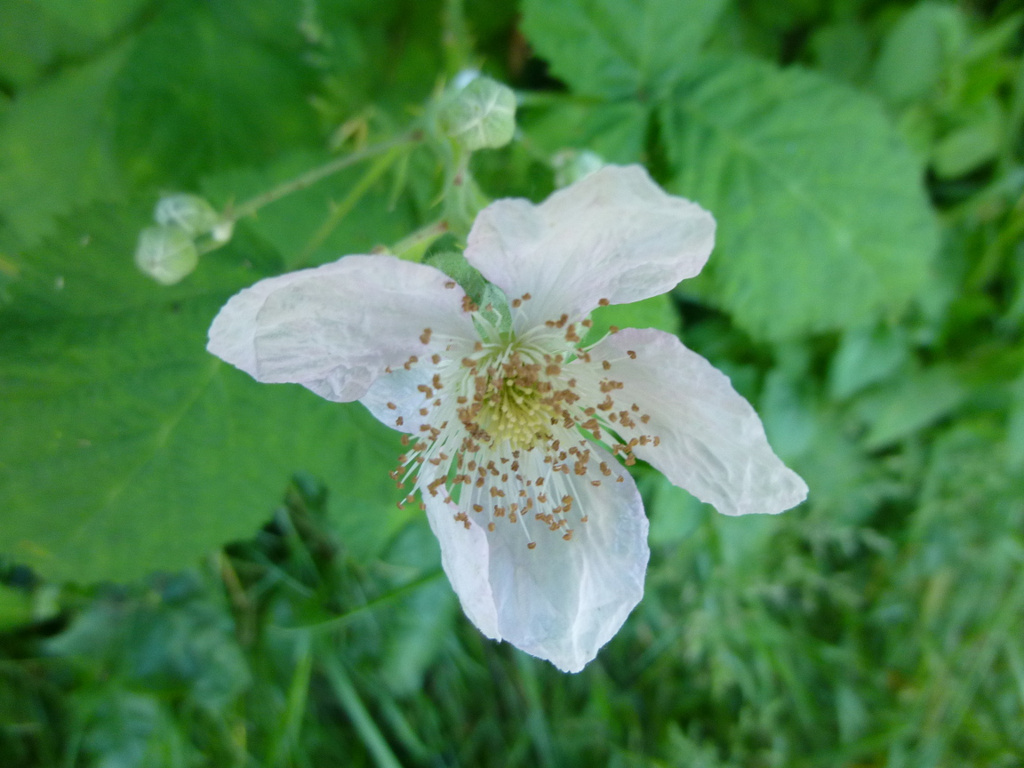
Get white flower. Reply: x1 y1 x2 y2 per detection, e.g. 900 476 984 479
207 165 808 672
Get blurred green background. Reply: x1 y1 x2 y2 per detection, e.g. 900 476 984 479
1 0 1023 765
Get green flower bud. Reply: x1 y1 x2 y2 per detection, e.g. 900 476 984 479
134 225 198 286
440 76 517 151
154 194 220 238
211 219 235 244
552 149 605 188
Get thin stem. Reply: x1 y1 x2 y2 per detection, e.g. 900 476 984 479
299 145 406 261
227 131 423 223
389 219 451 262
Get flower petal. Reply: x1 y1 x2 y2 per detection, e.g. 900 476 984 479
584 328 808 516
464 165 715 330
207 255 475 402
423 493 501 640
359 333 478 435
359 366 432 435
422 447 650 672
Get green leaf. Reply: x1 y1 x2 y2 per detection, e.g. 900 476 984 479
380 578 457 696
36 0 149 42
110 0 322 189
0 197 271 321
77 690 197 768
0 45 128 244
794 426 875 526
0 206 411 583
520 0 727 99
759 368 816 459
48 575 249 710
584 293 680 345
642 473 705 548
829 326 911 400
1008 376 1024 470
854 364 967 450
0 0 327 245
522 100 649 164
809 22 873 86
311 0 445 119
872 2 964 107
931 97 1004 179
0 584 33 630
0 0 147 89
661 56 939 340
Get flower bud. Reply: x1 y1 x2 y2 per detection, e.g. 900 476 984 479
552 149 605 188
154 194 220 238
211 219 235 244
134 225 198 285
440 76 517 151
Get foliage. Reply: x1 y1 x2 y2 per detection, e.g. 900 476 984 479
1 0 1023 765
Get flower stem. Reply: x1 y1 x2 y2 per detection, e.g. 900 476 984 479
388 219 451 262
226 131 423 223
298 145 408 262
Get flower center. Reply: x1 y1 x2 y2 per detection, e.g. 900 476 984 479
475 355 557 450
387 301 660 549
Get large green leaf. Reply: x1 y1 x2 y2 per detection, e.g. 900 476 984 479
0 0 147 89
0 206 412 583
0 0 323 246
661 56 939 340
0 46 128 244
520 0 727 99
111 0 322 189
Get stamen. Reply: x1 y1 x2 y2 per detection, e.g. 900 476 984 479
391 308 660 548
